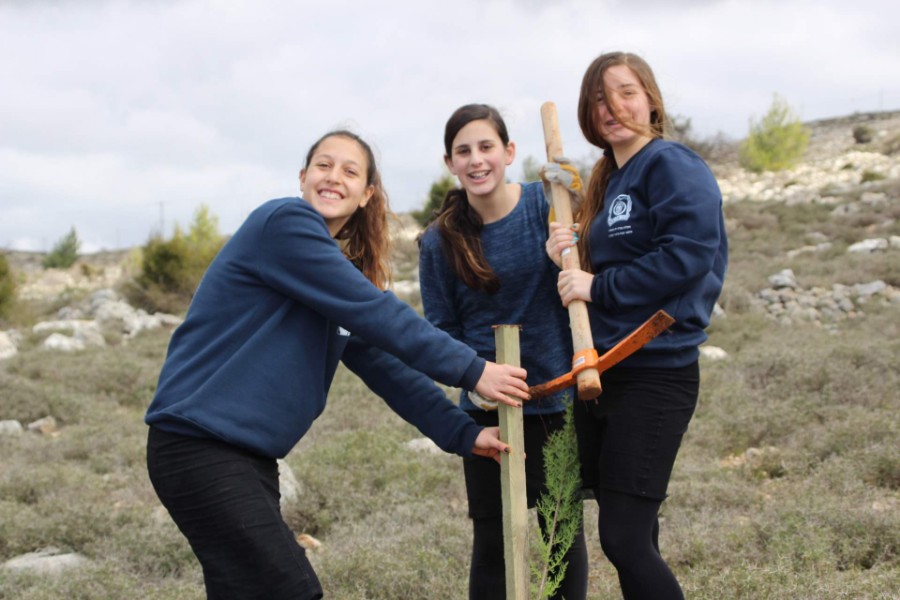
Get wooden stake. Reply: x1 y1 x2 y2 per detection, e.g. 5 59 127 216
495 324 529 600
540 101 603 400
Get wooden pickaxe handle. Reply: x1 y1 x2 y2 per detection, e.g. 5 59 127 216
541 101 602 400
529 310 676 399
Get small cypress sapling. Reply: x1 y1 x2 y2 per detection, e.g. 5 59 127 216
531 399 582 599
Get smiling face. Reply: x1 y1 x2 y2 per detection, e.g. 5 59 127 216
300 135 375 236
594 64 654 157
445 119 515 199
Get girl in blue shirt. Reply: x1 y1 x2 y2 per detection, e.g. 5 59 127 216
419 104 588 600
548 52 727 600
146 130 531 599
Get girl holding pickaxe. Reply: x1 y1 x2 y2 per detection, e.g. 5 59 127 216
547 52 728 600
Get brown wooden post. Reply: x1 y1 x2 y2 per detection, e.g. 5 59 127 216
494 324 529 600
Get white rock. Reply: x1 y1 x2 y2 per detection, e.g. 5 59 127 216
847 238 888 253
93 298 181 337
0 331 17 360
42 332 85 352
700 346 728 360
405 437 443 455
0 420 24 435
711 303 726 320
2 547 88 575
854 280 887 298
768 269 798 289
278 459 303 508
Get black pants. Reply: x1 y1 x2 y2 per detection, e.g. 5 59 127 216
576 362 700 600
146 427 322 600
464 411 589 600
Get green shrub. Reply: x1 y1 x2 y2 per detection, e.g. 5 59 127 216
412 173 456 228
882 132 900 156
0 252 15 319
128 205 225 313
42 227 81 269
861 169 886 183
852 124 874 144
739 95 810 173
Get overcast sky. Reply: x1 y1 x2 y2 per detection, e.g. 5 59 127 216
2 0 898 252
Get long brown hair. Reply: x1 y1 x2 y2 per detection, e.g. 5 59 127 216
575 52 668 270
304 130 393 290
426 104 511 293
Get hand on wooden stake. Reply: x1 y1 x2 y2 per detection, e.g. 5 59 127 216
475 362 529 408
472 426 512 464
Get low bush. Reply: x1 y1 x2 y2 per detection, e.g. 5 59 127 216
739 95 810 173
42 227 81 269
852 124 874 144
126 205 225 314
0 252 15 320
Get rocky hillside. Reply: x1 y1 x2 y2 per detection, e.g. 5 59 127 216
714 110 900 204
3 109 899 308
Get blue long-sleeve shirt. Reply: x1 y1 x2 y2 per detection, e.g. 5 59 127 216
419 182 574 413
146 197 487 459
588 139 728 367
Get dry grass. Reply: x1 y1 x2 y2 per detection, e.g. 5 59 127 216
1 192 899 598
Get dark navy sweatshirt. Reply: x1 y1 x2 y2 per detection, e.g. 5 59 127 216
145 197 487 458
588 139 728 367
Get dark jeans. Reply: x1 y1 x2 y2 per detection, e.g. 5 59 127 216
576 362 700 600
146 427 322 600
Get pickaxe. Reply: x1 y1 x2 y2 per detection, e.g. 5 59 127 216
529 309 675 399
540 102 675 400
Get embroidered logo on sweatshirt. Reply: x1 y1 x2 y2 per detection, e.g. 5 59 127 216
337 326 351 337
608 194 632 226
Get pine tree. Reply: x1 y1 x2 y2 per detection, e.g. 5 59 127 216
42 227 81 269
739 94 810 173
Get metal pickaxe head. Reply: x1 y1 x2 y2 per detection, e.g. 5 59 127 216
528 310 676 400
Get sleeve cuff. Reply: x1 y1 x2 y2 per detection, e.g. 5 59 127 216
455 422 482 458
459 356 486 391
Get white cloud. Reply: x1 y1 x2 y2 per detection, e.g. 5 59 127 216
1 0 898 251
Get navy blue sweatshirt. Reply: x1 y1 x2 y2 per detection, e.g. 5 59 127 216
419 182 574 413
588 139 728 367
146 197 487 458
